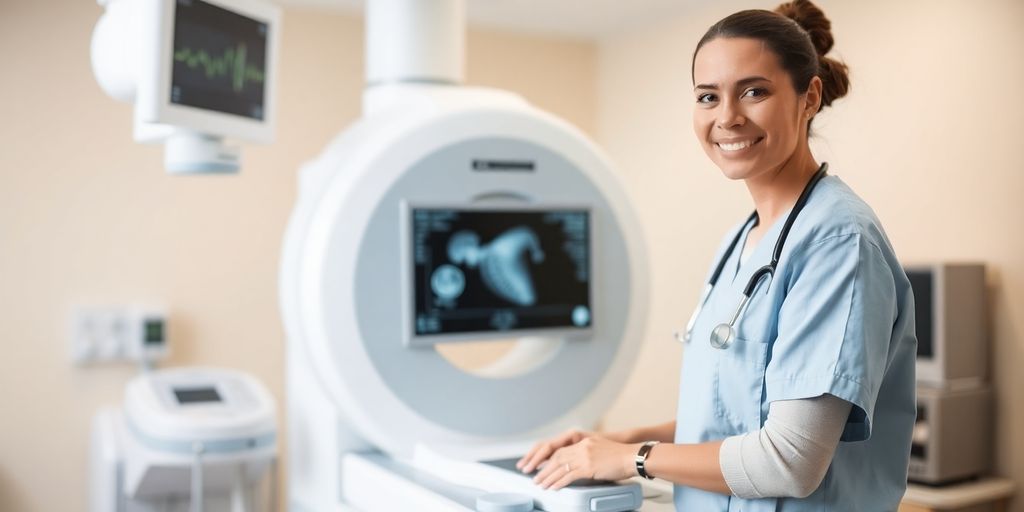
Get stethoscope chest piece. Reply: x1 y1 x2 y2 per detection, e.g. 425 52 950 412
710 323 735 350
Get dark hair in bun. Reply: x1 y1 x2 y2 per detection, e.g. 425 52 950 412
692 0 850 113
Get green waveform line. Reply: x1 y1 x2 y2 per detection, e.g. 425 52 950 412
173 44 265 92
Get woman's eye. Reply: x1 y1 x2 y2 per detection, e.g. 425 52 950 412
697 93 717 104
743 88 767 98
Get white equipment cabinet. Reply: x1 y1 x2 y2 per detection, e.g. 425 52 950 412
91 367 278 512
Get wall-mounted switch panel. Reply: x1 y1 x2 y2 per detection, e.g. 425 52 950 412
71 306 168 365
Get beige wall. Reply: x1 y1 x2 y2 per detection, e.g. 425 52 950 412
0 1 595 510
595 0 1024 509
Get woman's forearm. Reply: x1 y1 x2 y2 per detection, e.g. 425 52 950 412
644 440 731 495
620 397 849 498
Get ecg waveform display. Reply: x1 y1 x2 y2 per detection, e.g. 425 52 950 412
173 45 264 93
170 0 268 120
411 209 592 338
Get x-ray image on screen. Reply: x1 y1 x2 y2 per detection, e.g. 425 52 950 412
411 208 591 337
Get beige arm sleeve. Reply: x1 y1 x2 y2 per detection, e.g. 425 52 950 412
719 394 852 499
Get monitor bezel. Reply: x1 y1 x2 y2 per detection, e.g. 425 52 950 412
138 0 280 143
399 201 597 348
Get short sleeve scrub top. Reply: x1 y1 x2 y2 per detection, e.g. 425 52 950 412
674 173 918 512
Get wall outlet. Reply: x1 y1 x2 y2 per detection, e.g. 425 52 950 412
70 306 168 365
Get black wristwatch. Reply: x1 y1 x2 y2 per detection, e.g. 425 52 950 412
635 441 660 480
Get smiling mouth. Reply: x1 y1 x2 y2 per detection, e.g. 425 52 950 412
716 137 764 152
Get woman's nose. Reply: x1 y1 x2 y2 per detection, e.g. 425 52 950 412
716 99 746 129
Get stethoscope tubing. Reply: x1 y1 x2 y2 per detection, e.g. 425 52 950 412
678 163 829 348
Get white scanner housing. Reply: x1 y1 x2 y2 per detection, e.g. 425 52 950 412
279 1 650 510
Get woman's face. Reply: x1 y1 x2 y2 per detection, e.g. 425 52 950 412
692 37 818 181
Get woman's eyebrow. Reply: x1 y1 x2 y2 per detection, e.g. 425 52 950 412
694 76 772 90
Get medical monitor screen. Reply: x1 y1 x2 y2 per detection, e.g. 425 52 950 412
907 269 934 359
411 208 592 338
174 387 222 404
170 0 268 119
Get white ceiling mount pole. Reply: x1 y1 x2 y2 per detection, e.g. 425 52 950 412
366 0 465 87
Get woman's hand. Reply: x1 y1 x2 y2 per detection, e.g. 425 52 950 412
530 437 639 491
516 428 596 474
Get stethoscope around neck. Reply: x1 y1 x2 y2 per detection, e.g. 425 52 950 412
673 163 829 349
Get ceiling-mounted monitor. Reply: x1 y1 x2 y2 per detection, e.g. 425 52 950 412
138 0 280 143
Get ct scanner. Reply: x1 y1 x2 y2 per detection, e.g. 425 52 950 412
279 1 656 510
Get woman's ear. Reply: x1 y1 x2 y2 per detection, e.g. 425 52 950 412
805 76 823 118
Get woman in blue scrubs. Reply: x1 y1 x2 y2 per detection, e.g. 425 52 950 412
517 1 917 510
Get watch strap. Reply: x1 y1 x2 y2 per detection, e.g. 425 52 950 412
635 440 660 480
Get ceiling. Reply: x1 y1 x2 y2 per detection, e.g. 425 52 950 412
277 0 703 40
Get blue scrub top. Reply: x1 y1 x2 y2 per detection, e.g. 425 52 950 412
674 175 917 511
